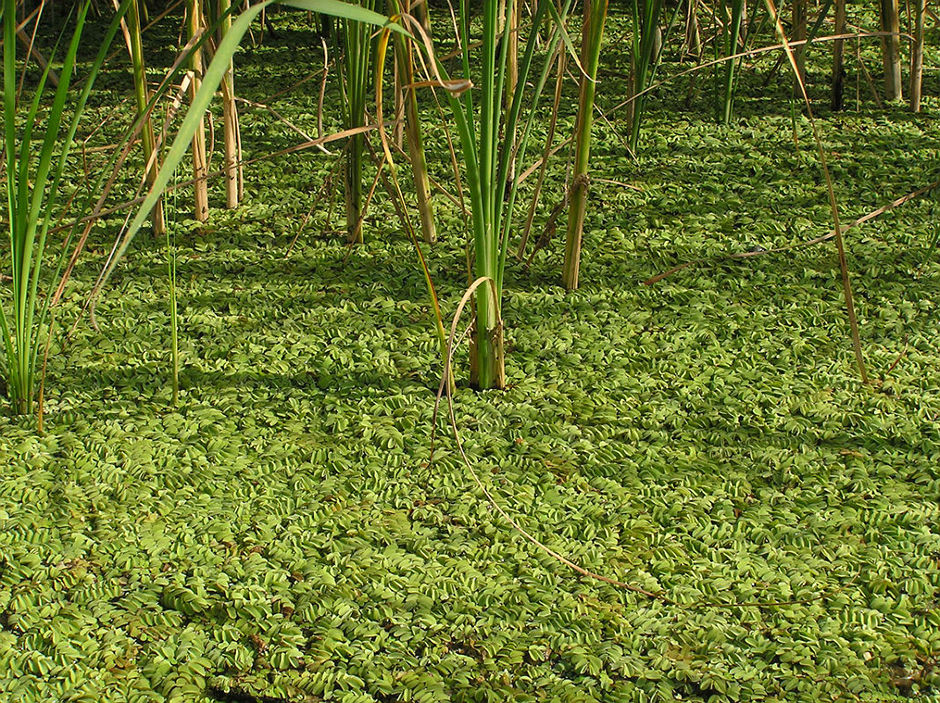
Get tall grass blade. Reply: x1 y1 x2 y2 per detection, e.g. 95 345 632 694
1 0 133 414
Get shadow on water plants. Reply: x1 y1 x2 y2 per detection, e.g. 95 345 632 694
93 0 409 296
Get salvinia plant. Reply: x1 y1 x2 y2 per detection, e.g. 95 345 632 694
1 0 130 415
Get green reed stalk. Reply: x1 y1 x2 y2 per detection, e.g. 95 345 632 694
628 0 663 151
167 222 180 405
718 0 744 124
1 0 130 414
339 0 376 244
432 0 571 388
469 0 508 389
561 0 608 291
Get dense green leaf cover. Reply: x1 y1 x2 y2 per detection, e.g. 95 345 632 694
2 8 940 702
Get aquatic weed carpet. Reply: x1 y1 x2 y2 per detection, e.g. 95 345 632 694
2 34 940 703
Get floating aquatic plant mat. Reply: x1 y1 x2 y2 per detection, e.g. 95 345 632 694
3 200 939 701
2 15 940 703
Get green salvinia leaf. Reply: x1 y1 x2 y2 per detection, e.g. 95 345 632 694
922 212 940 265
97 0 407 293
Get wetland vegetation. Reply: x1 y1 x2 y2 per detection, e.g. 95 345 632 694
1 0 939 700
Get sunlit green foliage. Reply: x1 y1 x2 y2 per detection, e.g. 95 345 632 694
1 4 938 702
4 76 940 703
